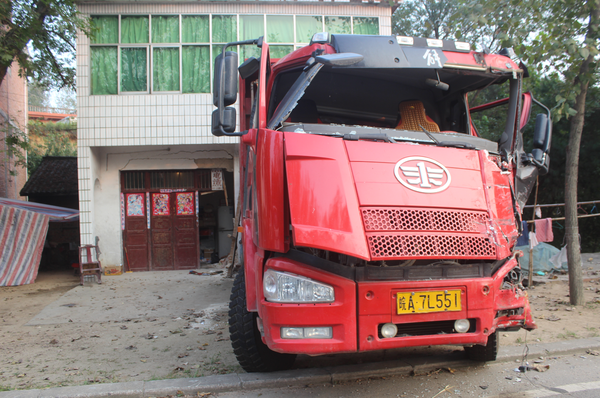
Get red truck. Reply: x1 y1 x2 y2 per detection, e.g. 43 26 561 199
211 33 552 372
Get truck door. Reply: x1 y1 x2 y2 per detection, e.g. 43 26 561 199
470 89 551 210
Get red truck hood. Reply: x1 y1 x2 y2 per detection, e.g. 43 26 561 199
345 140 486 210
284 132 514 261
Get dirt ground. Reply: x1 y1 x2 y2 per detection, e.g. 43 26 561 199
2 254 600 392
0 267 239 391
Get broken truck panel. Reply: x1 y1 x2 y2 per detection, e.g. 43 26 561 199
212 33 552 372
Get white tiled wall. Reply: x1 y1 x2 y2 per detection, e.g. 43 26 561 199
77 93 228 147
77 145 94 245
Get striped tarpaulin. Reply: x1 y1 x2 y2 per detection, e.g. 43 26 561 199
0 198 78 221
0 204 49 286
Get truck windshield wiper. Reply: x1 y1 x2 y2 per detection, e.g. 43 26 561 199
420 126 476 150
342 132 395 143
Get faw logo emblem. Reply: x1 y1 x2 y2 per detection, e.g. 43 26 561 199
394 156 451 193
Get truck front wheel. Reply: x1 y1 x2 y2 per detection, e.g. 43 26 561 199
228 268 297 372
464 330 498 362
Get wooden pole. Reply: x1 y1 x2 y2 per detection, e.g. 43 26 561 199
221 169 229 207
227 192 243 277
528 177 539 287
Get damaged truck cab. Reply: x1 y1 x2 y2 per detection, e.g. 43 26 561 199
212 34 552 372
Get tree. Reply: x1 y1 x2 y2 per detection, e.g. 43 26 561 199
392 0 536 52
466 0 600 306
0 1 88 177
0 1 90 91
28 79 50 108
392 0 464 40
53 87 76 109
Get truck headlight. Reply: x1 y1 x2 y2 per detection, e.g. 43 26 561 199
263 269 334 303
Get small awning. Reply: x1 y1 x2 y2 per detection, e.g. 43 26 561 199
0 198 79 222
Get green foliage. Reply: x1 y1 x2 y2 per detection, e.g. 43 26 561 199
0 125 30 176
392 0 536 52
464 0 600 121
392 0 467 40
516 75 600 252
468 83 511 142
27 120 77 177
28 80 50 107
53 87 76 109
0 0 92 91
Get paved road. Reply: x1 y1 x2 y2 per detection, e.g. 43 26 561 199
3 338 599 398
217 351 600 397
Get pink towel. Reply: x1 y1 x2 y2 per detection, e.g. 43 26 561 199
534 218 554 242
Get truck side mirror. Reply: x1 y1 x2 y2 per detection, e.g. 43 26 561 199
530 113 552 175
212 107 237 136
213 51 239 107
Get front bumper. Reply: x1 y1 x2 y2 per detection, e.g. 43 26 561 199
260 256 535 355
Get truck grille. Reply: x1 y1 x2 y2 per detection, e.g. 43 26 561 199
362 207 496 260
362 208 488 232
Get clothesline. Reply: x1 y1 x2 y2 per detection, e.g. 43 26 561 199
524 200 600 209
525 213 600 223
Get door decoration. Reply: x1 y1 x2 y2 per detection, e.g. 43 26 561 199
160 188 187 193
176 193 194 215
153 193 170 216
195 191 199 224
121 193 125 230
211 169 223 190
146 192 151 229
127 194 145 216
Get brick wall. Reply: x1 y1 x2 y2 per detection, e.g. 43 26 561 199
0 61 28 199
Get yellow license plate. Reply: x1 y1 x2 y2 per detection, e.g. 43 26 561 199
396 290 461 314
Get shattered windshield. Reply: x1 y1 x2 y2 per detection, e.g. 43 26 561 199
270 66 510 130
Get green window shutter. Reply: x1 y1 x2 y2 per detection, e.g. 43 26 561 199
153 47 180 92
266 15 293 43
182 16 209 43
121 48 147 92
121 16 149 44
325 16 350 34
152 16 179 43
353 17 379 35
296 16 322 43
182 46 209 93
212 15 237 43
240 15 263 61
91 16 118 44
91 47 118 95
240 15 264 40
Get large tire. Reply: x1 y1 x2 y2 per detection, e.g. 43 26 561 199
464 330 499 362
228 268 297 372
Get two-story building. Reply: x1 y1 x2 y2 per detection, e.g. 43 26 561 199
76 0 395 271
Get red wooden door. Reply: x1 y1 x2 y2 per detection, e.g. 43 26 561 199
150 192 199 270
123 193 149 271
173 192 199 269
151 193 174 270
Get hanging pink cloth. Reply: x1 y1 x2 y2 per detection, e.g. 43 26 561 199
534 218 554 242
